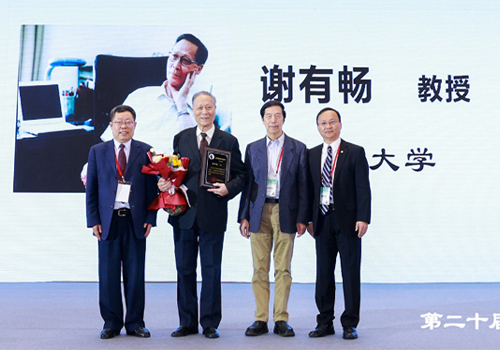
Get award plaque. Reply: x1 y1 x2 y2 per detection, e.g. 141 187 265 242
200 147 231 188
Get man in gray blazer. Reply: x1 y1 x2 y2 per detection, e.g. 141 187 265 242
238 100 308 337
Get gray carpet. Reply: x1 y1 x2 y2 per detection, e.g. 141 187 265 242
0 282 498 350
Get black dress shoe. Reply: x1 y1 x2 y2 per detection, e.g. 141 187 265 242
171 326 198 337
273 321 295 337
308 324 335 337
245 321 269 336
100 328 120 339
203 327 220 339
343 326 358 339
126 326 151 338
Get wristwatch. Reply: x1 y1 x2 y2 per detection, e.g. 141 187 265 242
177 108 189 117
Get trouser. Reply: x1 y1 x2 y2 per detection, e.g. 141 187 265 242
173 224 225 330
98 209 146 331
315 210 361 328
250 203 295 322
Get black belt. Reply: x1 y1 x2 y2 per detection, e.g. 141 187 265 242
265 198 279 204
114 208 130 217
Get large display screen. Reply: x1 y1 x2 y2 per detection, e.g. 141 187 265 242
1 0 499 283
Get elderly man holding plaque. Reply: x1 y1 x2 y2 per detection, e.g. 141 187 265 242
158 91 246 339
238 100 308 337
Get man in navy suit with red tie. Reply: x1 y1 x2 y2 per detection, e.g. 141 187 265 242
86 105 157 340
307 107 371 340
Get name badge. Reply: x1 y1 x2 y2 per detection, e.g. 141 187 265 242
266 178 278 198
320 186 331 205
116 182 131 203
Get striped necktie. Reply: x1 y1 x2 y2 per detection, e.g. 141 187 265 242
320 145 333 215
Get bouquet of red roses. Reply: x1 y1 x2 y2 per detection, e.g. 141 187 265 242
141 149 190 215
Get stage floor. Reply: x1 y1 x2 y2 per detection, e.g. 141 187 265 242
0 282 498 349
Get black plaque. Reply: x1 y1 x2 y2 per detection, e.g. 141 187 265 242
200 147 231 188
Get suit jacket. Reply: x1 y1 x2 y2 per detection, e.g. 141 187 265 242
238 134 309 234
168 126 246 233
308 139 371 237
86 139 158 240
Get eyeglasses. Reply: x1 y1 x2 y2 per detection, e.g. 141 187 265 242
168 52 197 67
112 120 135 126
318 120 339 128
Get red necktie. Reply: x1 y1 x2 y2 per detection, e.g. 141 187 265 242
118 144 127 178
200 132 208 158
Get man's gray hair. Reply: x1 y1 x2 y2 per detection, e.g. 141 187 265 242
192 91 216 106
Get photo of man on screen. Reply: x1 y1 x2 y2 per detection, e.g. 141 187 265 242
99 33 209 154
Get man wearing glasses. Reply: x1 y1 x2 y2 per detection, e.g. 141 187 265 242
306 107 371 341
99 33 209 154
86 105 158 340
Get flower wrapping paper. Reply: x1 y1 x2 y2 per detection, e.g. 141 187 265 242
141 152 190 215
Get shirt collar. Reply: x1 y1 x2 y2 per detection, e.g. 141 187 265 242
266 132 285 148
113 138 132 150
322 137 341 153
158 80 169 98
197 125 215 139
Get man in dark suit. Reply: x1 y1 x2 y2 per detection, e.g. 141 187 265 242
307 107 371 340
238 100 308 337
158 91 246 339
86 105 158 339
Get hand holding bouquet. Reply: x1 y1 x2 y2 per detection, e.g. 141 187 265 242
142 149 190 215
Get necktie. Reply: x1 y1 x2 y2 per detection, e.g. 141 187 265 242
118 144 127 179
320 145 333 215
200 132 208 158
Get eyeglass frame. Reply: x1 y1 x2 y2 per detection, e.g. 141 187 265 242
167 51 198 67
112 120 135 127
318 120 339 128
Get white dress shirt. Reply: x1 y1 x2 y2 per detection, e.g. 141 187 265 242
101 81 196 154
266 132 285 198
321 137 341 188
196 124 215 149
113 138 132 209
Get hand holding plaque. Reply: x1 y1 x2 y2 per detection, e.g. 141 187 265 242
200 147 231 188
